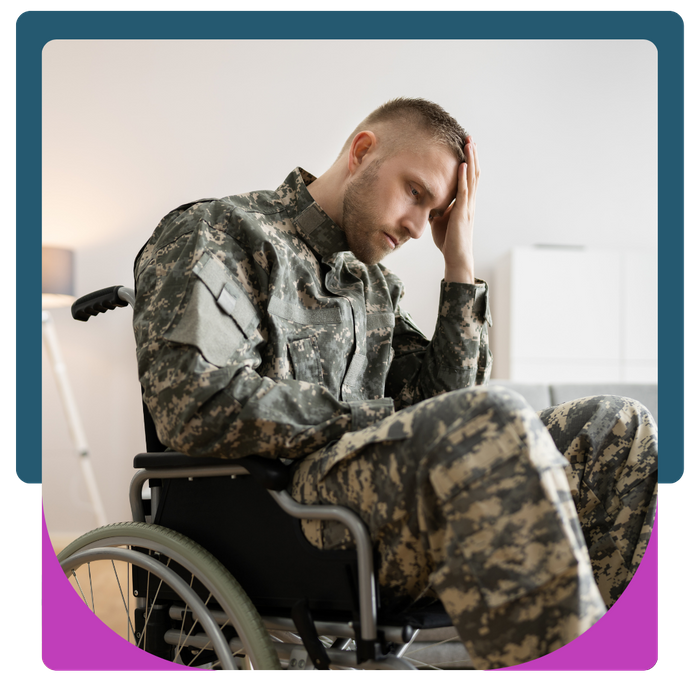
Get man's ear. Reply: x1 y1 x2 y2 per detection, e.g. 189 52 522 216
347 131 377 174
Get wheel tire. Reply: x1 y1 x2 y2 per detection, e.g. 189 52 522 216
58 521 281 670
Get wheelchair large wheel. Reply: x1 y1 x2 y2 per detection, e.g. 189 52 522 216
58 521 281 670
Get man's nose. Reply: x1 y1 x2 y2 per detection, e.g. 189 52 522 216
402 212 429 240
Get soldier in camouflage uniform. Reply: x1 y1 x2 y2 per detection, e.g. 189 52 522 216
133 98 657 669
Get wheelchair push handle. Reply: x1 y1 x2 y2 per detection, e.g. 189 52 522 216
71 286 135 321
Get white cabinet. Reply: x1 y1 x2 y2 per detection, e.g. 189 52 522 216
491 247 657 383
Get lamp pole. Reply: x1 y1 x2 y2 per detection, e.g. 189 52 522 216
42 309 108 528
43 245 108 528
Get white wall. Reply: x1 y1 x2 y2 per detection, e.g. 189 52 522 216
42 39 657 535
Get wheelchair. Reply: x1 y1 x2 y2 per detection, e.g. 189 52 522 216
57 286 471 670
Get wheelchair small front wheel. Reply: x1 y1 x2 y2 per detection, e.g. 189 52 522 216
58 521 281 670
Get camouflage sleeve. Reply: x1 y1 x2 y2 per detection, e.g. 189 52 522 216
385 278 493 410
134 222 394 461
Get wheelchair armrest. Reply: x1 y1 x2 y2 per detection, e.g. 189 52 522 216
133 452 292 491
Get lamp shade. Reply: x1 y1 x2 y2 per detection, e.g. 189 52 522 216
42 246 75 308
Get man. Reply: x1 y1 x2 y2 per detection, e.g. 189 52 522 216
133 98 657 669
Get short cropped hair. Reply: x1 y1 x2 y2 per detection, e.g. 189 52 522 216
340 97 468 163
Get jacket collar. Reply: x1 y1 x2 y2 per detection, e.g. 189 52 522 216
280 168 350 261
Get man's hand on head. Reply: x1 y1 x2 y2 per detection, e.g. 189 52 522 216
430 135 480 285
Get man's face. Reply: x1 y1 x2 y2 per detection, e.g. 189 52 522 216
341 142 459 265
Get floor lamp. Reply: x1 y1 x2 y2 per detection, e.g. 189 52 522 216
42 246 108 528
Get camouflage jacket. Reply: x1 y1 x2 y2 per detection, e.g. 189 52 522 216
133 168 492 460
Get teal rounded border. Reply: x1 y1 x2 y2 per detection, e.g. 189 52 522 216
20 10 683 484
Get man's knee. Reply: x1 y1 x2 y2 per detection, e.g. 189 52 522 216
538 395 655 475
540 394 655 435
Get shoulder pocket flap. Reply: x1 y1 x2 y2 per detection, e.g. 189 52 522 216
193 250 258 337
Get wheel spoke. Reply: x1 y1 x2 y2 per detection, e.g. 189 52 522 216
111 558 137 642
71 569 89 607
175 574 205 666
88 566 95 612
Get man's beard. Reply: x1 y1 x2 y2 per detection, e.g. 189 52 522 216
341 159 392 265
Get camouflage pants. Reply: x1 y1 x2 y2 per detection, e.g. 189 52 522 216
290 385 658 670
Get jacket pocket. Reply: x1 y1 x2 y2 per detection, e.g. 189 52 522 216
288 336 324 385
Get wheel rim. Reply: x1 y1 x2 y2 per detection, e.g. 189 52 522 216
61 546 237 669
58 523 281 670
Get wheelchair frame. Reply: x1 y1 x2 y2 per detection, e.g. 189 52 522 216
58 285 465 670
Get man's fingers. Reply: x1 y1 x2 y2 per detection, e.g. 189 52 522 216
465 136 479 206
452 136 479 215
450 160 467 213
